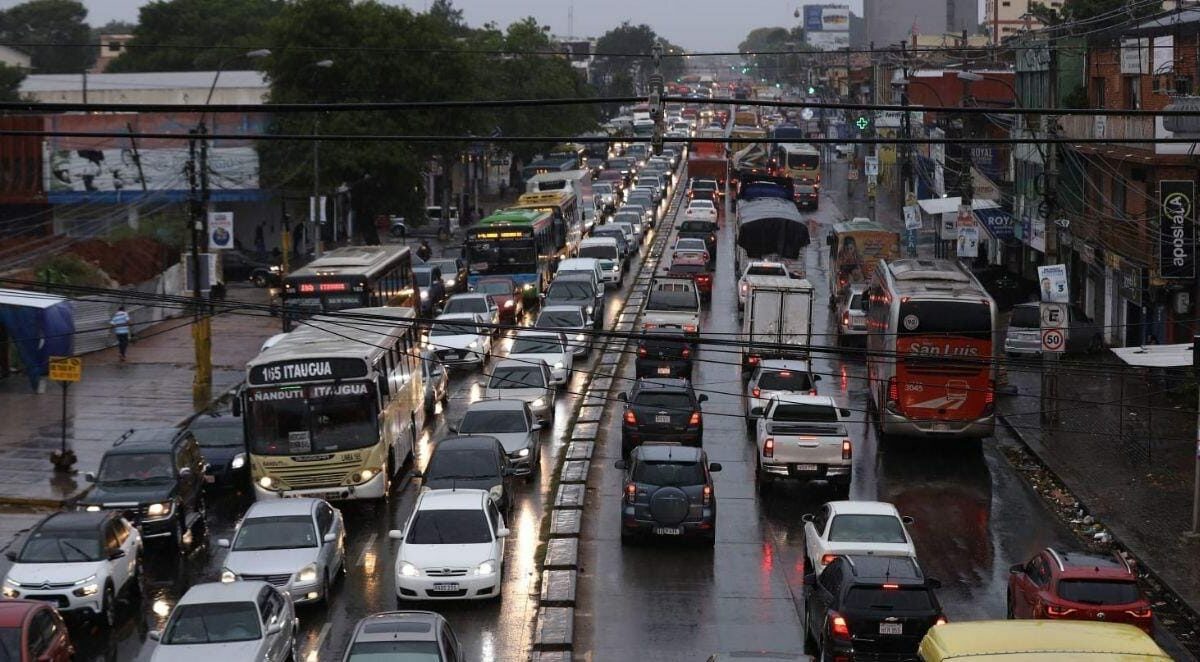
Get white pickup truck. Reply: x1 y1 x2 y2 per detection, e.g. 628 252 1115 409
642 277 701 339
752 394 853 496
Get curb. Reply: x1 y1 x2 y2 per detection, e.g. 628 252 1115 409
998 412 1200 658
528 169 685 660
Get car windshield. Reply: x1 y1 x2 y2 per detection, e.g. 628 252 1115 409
426 448 498 481
632 392 693 411
1011 306 1040 328
413 271 433 287
429 321 484 337
679 221 715 233
97 452 174 484
162 602 262 645
770 403 838 422
460 410 529 434
537 311 583 328
827 515 907 543
670 264 706 275
0 628 19 662
614 213 641 225
845 587 934 611
647 288 698 311
475 281 511 295
1057 580 1142 605
632 460 704 486
18 531 101 563
346 641 442 662
675 240 706 251
747 265 787 277
405 509 492 545
757 371 814 392
849 293 868 312
233 515 318 551
489 367 545 389
512 336 563 355
546 282 594 301
443 298 487 315
189 423 244 448
429 260 458 275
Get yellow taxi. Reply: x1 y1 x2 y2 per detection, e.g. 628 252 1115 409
918 620 1171 660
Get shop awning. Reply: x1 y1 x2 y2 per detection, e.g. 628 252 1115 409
1112 343 1193 368
0 288 74 390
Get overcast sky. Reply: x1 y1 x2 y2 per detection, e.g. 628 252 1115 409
55 0 878 51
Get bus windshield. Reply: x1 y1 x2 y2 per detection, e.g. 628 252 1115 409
788 153 819 169
247 383 379 455
467 239 536 274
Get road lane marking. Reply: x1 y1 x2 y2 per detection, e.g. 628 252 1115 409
357 532 377 567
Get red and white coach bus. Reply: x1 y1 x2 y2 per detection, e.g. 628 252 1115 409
865 258 997 439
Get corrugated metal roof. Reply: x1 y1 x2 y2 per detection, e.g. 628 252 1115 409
20 70 268 94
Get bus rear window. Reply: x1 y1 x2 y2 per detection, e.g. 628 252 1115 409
898 301 992 339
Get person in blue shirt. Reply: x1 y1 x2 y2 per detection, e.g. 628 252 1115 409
110 306 131 362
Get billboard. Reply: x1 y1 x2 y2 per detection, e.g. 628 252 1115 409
43 112 267 202
803 5 850 31
1159 180 1196 281
807 31 850 51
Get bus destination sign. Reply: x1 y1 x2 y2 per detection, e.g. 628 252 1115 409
249 357 368 386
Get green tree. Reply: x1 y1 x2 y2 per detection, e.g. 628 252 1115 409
106 0 282 72
0 0 93 73
0 62 25 101
593 22 684 97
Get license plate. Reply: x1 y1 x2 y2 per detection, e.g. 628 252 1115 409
656 367 672 375
432 583 459 592
794 464 819 472
879 622 903 635
653 527 682 535
655 415 671 423
932 422 948 431
204 475 215 484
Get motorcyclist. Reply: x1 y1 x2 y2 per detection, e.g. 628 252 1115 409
416 239 432 261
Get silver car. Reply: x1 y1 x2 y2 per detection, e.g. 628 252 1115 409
421 350 449 416
454 399 547 482
218 498 345 605
744 360 820 427
836 283 869 340
1004 302 1104 355
150 581 297 662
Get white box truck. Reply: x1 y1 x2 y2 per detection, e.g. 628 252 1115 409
741 276 814 373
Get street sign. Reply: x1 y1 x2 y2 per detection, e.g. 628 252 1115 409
864 156 879 176
1040 302 1068 329
49 356 81 383
848 168 859 181
1041 328 1066 353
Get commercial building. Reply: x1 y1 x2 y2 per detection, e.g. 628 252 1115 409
864 0 977 48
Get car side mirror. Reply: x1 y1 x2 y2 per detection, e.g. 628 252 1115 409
266 623 284 636
4 551 15 562
839 408 851 418
217 538 231 548
927 578 943 590
750 407 764 417
801 513 815 523
323 532 336 543
448 424 458 433
901 515 915 525
84 472 96 483
148 630 161 642
109 549 126 560
813 375 822 381
531 422 543 431
613 459 628 470
617 392 627 401
496 527 511 538
537 418 550 428
697 394 708 403
178 467 192 478
1009 563 1024 574
709 462 723 472
803 572 816 587
387 528 405 540
231 397 242 417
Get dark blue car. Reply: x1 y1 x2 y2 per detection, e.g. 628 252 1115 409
187 414 249 491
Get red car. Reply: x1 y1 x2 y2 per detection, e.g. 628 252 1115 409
668 251 712 301
0 600 74 661
1007 548 1153 633
472 276 524 322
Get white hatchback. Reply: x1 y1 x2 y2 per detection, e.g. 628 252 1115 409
802 500 918 574
507 329 573 385
426 313 491 366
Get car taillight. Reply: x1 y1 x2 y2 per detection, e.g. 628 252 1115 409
842 312 849 327
638 346 647 357
748 355 760 365
882 583 899 589
985 381 995 406
1126 608 1153 619
830 612 850 639
842 439 852 460
625 483 637 503
689 411 701 426
624 410 637 425
681 347 691 358
887 378 898 408
763 437 774 458
1045 604 1076 617
752 387 761 398
821 553 839 566
702 484 712 506
809 389 818 396
684 324 697 333
740 283 748 295
935 615 948 626
698 274 711 283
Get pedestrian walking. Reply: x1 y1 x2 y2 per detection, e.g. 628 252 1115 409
110 306 131 362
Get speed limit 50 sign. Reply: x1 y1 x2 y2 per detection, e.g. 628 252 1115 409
1041 328 1066 353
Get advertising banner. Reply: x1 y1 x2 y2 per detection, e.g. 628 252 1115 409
1159 180 1196 280
207 211 234 250
1038 264 1069 303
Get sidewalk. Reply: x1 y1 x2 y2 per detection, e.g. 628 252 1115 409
0 284 278 507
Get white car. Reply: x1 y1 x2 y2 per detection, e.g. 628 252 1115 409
218 498 345 605
802 501 918 574
685 199 718 222
738 260 790 309
2 511 142 627
390 489 509 601
673 237 709 255
442 293 500 331
744 359 820 425
610 220 642 247
483 359 555 418
455 399 546 481
427 313 491 366
507 329 573 384
150 581 297 661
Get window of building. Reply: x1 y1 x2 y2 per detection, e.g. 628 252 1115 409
1002 1 1011 5
1176 76 1193 95
1122 75 1141 109
1091 76 1107 108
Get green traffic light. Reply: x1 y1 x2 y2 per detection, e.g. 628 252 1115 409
807 86 816 94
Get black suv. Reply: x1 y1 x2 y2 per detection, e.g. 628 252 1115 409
804 555 945 660
79 427 207 551
414 435 516 515
614 443 721 546
618 378 708 458
635 329 694 379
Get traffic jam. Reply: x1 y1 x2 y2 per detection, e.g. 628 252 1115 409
0 97 1178 662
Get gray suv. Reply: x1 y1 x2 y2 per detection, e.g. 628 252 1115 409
1004 302 1103 355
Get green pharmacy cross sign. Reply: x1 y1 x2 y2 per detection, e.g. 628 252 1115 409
855 116 870 130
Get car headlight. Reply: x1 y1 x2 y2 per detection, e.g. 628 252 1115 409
575 333 585 342
489 485 503 502
420 290 429 300
146 501 173 518
586 306 594 315
269 265 281 273
504 300 514 308
517 448 530 457
72 582 99 598
468 340 479 349
85 505 101 512
220 568 237 583
230 453 246 470
1 586 17 598
475 560 496 576
531 397 546 408
553 361 563 370
297 564 318 583
259 476 273 488
399 561 419 577
358 469 375 483
447 278 457 287
522 283 535 290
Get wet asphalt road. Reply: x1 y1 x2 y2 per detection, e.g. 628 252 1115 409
572 181 1097 660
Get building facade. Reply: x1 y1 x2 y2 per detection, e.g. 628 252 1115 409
864 0 977 47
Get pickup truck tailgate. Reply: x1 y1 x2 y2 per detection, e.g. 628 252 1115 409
763 422 848 466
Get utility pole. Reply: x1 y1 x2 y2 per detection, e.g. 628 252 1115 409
649 44 665 157
186 129 212 407
867 41 877 221
900 42 915 257
1040 40 1061 425
312 115 322 258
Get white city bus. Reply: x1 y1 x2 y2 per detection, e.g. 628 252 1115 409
865 258 997 439
242 307 424 501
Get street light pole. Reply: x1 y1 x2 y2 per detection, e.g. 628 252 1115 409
311 59 333 258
